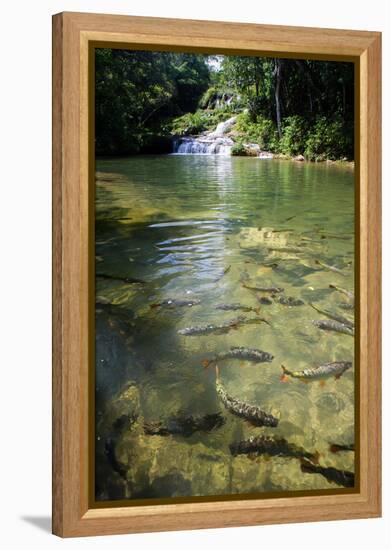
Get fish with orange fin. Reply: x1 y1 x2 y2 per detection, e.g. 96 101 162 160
216 366 279 427
280 362 352 384
230 435 320 463
202 347 273 368
329 443 355 453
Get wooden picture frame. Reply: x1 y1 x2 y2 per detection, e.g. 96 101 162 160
52 11 381 537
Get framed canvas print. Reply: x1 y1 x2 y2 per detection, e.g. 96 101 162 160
52 12 381 537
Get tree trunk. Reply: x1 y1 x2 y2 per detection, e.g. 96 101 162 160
274 59 283 138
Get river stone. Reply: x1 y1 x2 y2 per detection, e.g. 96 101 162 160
230 454 270 493
267 458 332 490
243 143 260 156
259 151 274 159
239 226 291 249
316 392 346 413
117 435 231 498
105 382 140 423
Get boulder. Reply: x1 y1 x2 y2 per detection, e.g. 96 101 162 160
258 151 274 159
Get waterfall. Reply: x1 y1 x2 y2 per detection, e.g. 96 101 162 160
173 136 233 156
208 116 237 138
172 116 236 156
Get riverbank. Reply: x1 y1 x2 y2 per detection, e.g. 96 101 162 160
170 111 354 164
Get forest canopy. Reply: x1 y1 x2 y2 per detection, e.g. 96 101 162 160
95 49 354 160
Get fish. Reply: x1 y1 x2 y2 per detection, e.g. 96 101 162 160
283 210 312 222
178 317 244 336
150 298 201 309
300 236 321 243
329 284 354 302
96 273 146 285
280 361 352 383
214 264 232 282
275 295 305 306
243 283 284 293
268 246 304 254
202 346 274 368
329 443 355 453
313 319 354 336
144 412 225 438
257 296 273 305
216 367 279 427
309 303 354 328
338 302 355 311
315 260 347 276
178 316 270 336
300 458 355 488
230 435 319 463
243 317 272 327
319 233 353 241
216 303 259 314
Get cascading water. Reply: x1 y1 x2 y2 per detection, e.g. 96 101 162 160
173 137 234 155
172 116 236 156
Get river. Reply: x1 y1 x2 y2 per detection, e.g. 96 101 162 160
95 155 355 502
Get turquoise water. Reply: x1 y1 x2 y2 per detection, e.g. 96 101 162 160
95 155 355 501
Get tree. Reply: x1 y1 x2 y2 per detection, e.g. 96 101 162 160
273 58 284 138
95 49 210 155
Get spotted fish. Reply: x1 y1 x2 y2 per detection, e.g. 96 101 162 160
313 319 354 336
230 435 319 463
202 346 273 368
216 367 279 427
280 361 352 383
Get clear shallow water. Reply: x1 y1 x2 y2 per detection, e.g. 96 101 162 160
95 155 355 501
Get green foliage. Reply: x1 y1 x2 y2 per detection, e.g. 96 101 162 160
173 55 211 113
95 49 210 155
234 112 278 151
170 112 209 136
279 116 309 156
95 49 354 160
231 141 247 156
170 109 232 136
199 86 219 109
304 116 353 161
